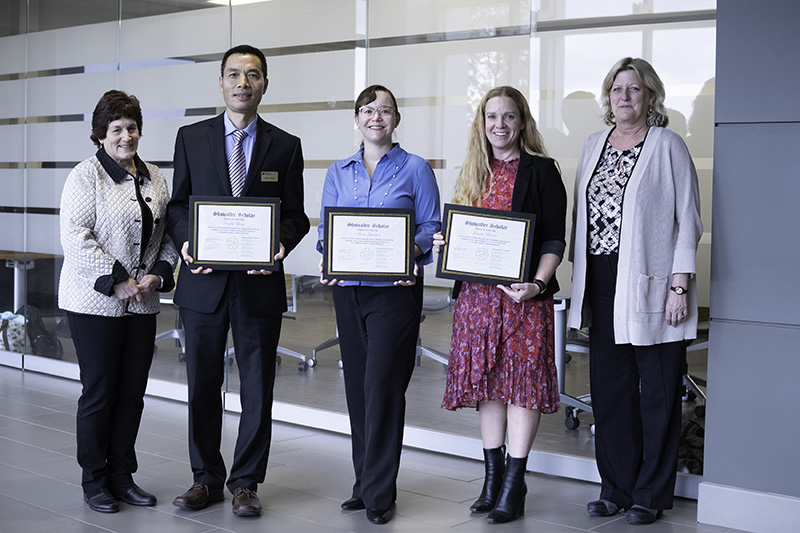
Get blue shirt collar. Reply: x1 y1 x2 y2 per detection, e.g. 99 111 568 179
340 143 405 168
223 112 258 138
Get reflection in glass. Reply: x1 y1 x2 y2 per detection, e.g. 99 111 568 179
27 0 118 31
537 0 716 21
121 0 214 20
0 0 25 37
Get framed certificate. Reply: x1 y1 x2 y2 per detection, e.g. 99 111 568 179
189 196 280 271
322 207 416 282
436 203 535 285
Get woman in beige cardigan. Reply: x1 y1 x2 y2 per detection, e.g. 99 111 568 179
59 90 178 513
568 58 702 525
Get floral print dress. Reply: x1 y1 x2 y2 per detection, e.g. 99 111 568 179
441 158 560 413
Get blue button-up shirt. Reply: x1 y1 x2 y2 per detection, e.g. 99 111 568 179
317 144 441 286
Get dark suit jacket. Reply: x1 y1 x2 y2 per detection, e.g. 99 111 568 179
167 113 310 316
452 151 567 300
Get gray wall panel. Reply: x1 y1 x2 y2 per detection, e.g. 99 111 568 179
715 1 800 123
704 320 800 498
710 124 800 326
704 0 800 519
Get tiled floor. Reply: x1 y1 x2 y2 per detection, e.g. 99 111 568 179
0 364 744 533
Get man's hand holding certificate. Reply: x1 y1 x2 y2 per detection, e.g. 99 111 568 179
189 196 280 271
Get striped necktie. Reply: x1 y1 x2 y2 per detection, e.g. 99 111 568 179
229 129 248 197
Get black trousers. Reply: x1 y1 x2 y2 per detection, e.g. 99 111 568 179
333 282 423 510
68 311 156 494
587 254 684 510
180 276 282 493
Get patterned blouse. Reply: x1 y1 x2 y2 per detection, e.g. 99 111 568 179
441 157 560 413
587 139 644 255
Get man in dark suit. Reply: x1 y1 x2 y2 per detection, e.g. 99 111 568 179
167 44 309 518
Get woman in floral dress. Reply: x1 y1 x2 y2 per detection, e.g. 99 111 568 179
436 86 567 524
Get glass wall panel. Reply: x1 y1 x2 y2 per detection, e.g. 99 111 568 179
0 0 716 475
27 0 118 32
121 0 212 20
537 0 716 21
0 1 25 37
0 4 27 367
369 0 532 37
227 0 364 408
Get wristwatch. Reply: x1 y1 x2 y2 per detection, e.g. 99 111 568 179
670 285 687 295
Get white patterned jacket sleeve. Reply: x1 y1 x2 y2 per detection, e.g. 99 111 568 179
60 158 118 282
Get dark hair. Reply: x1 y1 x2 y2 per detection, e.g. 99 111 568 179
354 84 400 119
222 44 268 78
90 90 143 147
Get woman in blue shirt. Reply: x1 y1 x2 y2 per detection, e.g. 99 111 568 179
317 85 440 525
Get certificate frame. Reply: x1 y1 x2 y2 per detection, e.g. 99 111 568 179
322 207 416 282
436 203 536 285
189 195 280 271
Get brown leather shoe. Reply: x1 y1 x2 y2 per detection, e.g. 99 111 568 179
172 482 225 510
232 487 262 517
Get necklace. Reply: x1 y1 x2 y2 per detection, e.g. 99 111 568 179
353 160 399 207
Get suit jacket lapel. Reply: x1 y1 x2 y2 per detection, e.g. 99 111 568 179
241 117 273 197
208 114 232 195
511 151 532 212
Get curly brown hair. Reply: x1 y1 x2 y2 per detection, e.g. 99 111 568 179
90 90 143 147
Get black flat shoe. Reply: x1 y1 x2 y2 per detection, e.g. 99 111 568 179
84 488 119 513
366 508 392 524
587 499 620 517
627 505 663 525
111 483 157 506
341 497 366 510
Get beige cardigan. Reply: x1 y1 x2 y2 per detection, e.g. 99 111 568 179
59 155 178 317
568 126 702 346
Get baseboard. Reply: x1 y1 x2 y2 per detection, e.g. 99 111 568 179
271 399 700 498
698 482 800 533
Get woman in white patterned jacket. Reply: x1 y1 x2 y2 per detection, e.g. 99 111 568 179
59 90 179 514
568 58 702 526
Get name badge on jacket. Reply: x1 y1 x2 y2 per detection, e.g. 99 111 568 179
261 171 279 182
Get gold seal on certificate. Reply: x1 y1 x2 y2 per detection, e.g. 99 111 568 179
436 203 535 284
322 207 416 281
189 196 280 271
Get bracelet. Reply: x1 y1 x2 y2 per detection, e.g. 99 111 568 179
533 278 547 294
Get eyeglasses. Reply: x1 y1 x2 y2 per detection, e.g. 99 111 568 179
358 107 395 118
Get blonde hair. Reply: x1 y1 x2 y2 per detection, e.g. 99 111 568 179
601 57 669 127
452 86 548 206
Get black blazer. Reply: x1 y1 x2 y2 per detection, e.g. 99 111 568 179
452 151 567 300
167 113 310 316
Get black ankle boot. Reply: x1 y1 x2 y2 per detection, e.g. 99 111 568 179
469 445 506 513
487 455 527 524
